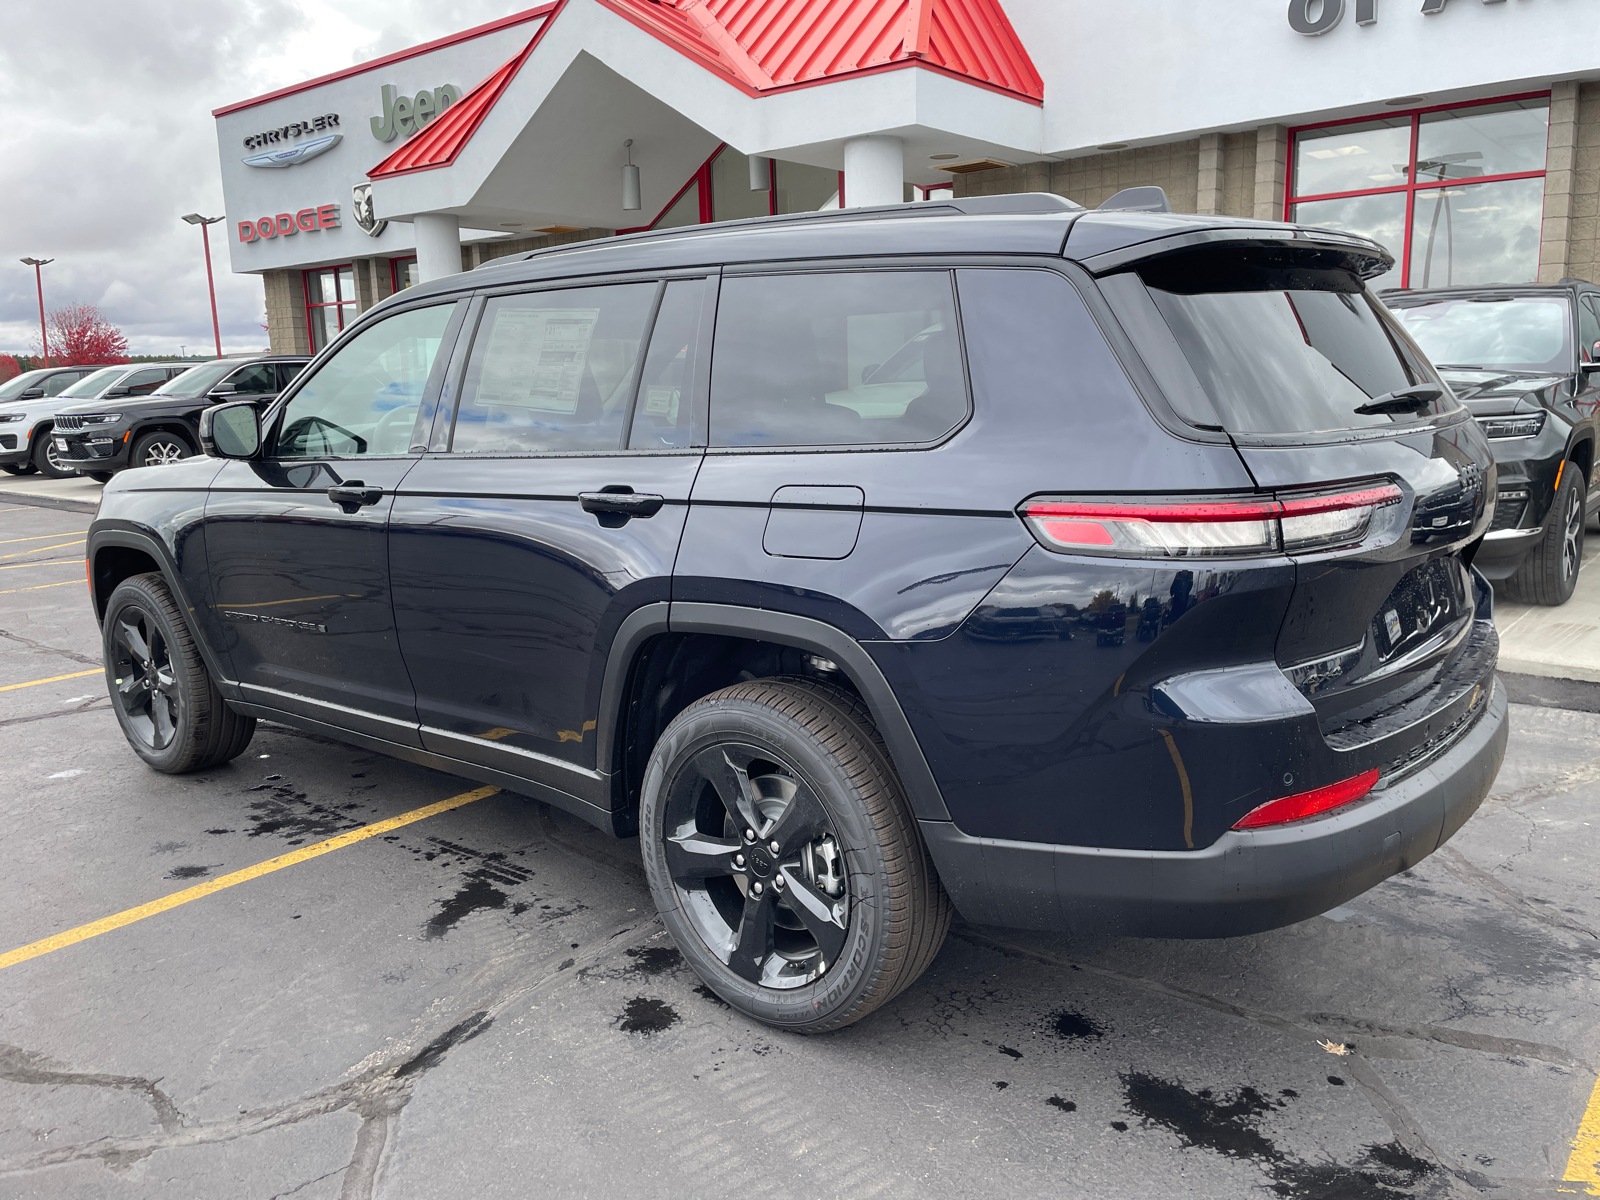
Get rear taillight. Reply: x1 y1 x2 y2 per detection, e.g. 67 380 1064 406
1021 482 1401 560
1232 768 1381 830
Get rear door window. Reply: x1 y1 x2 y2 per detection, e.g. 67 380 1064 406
1579 297 1600 364
1102 248 1450 436
123 368 171 396
225 363 279 395
628 278 706 450
709 271 968 448
450 283 656 454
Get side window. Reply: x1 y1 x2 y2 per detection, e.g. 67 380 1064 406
1580 297 1600 364
629 278 706 449
450 283 656 454
226 363 278 395
276 362 307 390
708 271 967 448
42 372 78 396
275 304 455 458
123 368 170 396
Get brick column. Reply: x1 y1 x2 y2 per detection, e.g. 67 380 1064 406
1253 124 1289 221
262 269 309 355
1538 81 1580 283
1196 133 1223 216
351 257 380 313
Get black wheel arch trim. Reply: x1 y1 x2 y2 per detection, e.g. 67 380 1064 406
653 601 952 822
88 523 235 691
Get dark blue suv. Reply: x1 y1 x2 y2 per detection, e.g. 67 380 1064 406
86 194 1508 1032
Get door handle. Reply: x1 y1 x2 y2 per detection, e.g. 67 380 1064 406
326 482 384 513
579 491 665 519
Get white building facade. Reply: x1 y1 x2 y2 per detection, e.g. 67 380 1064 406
211 0 1600 355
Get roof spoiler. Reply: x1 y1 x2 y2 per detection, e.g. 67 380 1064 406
1098 186 1171 214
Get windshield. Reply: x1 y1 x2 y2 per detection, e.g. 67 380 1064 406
1106 247 1451 437
58 366 128 399
158 360 236 398
1389 296 1571 374
0 370 51 402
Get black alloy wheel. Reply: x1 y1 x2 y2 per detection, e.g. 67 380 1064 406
102 573 256 772
133 432 191 468
640 678 950 1032
1507 464 1586 606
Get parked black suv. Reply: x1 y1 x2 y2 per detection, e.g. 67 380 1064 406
1386 281 1600 605
55 354 309 479
86 195 1507 1032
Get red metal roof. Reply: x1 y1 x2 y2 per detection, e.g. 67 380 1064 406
595 0 1042 102
369 5 563 180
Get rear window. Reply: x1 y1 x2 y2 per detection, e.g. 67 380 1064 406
1103 248 1450 436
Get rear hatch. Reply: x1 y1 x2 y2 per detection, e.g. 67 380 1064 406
1098 241 1496 780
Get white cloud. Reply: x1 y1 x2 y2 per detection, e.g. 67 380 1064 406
0 0 513 357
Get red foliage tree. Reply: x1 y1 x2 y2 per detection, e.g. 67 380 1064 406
34 304 129 367
0 357 21 384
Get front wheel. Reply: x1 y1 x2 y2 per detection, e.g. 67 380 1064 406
102 572 256 773
639 678 951 1033
131 431 192 469
32 432 76 479
1506 465 1585 606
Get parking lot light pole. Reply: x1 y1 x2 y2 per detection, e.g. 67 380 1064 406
18 258 53 367
181 215 225 358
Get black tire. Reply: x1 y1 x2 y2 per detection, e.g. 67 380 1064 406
1504 465 1585 606
131 431 193 469
102 572 256 773
640 677 951 1033
32 430 76 479
85 472 114 483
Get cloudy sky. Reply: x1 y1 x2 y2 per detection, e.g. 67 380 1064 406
0 0 519 357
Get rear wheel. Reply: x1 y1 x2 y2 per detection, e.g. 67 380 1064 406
102 573 255 773
131 432 192 469
1506 465 1585 606
639 677 950 1033
32 432 76 479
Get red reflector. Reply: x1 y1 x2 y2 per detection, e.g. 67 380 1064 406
1037 518 1114 546
1232 768 1381 830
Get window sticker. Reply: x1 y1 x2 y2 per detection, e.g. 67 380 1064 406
475 307 600 414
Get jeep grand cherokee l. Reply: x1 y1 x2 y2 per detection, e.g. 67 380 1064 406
85 194 1507 1032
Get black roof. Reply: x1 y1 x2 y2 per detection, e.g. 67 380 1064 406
394 193 1393 306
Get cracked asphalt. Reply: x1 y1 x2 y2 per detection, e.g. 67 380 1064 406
1 501 1598 1199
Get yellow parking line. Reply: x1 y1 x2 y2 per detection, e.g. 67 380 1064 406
0 558 81 572
0 506 40 514
0 785 500 972
0 538 83 560
0 579 79 596
0 668 102 693
1565 1074 1600 1193
0 530 89 546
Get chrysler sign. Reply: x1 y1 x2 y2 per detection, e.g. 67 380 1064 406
1290 0 1506 34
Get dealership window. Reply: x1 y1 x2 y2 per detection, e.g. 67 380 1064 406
1288 95 1550 291
390 256 419 294
304 265 357 352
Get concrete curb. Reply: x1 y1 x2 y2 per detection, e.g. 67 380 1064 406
1501 671 1600 714
0 491 97 515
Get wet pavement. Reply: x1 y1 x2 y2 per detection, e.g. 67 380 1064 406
1 501 1597 1199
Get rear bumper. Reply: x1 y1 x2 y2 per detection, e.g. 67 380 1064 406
920 677 1508 938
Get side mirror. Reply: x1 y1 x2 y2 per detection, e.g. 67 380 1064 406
208 382 238 397
199 400 262 459
18 388 44 400
102 385 132 398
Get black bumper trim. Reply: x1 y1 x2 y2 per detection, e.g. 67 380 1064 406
919 679 1508 938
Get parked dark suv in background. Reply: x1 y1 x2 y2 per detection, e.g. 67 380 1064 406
1387 280 1600 605
55 354 309 479
85 194 1506 1032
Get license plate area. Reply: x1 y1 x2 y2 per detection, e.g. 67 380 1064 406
1374 556 1469 663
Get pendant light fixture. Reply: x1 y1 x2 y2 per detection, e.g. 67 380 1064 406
622 139 641 211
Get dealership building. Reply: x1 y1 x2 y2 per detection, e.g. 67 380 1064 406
212 0 1600 356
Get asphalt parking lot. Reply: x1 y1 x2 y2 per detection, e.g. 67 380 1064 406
1 499 1598 1199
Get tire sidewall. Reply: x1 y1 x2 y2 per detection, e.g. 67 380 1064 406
640 695 893 1031
103 578 200 772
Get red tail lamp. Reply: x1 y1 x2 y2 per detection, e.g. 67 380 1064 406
1232 768 1381 830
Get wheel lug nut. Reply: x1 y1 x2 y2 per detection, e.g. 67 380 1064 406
744 828 756 842
769 840 780 855
752 881 763 895
773 874 786 891
734 854 745 868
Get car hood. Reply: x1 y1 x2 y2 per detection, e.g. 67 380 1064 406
1440 368 1564 415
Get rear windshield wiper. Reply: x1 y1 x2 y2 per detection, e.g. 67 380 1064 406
1353 385 1442 416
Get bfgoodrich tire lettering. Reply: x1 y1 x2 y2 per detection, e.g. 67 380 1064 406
102 572 256 773
639 677 951 1033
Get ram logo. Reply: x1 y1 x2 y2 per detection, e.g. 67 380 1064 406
243 133 342 170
